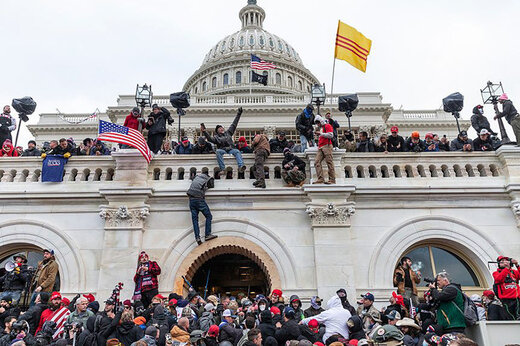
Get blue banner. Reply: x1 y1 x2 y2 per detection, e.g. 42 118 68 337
41 155 68 182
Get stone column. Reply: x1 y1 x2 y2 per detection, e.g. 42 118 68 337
97 150 153 299
305 149 346 184
497 146 520 228
304 185 356 300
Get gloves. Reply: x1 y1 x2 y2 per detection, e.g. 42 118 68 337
41 153 47 159
63 152 71 159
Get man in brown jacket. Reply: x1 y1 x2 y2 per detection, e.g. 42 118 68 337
30 249 59 306
393 256 421 306
251 133 270 189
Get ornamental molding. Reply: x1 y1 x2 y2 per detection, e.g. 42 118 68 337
306 202 355 227
510 199 520 228
99 205 150 230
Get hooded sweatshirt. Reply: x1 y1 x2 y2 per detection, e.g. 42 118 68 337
289 295 304 322
301 295 351 342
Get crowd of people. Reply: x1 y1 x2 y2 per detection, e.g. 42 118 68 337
1 247 519 346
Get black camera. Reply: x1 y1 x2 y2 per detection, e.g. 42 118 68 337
424 277 437 287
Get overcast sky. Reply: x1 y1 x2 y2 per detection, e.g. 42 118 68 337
1 0 519 145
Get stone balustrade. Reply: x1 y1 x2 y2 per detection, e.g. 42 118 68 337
0 147 518 187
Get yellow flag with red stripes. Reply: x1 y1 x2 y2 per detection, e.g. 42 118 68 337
335 21 372 72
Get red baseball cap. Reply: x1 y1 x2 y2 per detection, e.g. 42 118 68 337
208 325 220 337
390 126 399 133
83 294 95 303
308 319 319 328
51 292 62 300
270 306 281 315
154 294 166 300
168 299 178 307
271 289 283 297
61 297 70 306
482 290 495 299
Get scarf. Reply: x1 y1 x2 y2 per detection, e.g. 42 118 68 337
310 296 321 310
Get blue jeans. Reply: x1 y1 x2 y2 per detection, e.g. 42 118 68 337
216 148 244 170
29 291 39 307
300 135 308 152
0 291 22 304
189 199 212 240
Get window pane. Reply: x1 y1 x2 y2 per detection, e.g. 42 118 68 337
431 247 479 286
403 246 434 285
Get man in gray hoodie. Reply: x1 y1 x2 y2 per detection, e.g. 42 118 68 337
187 172 217 245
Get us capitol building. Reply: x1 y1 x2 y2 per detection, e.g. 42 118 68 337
1 2 519 338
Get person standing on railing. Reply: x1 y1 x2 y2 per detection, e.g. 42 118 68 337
146 104 174 155
324 112 340 149
0 105 16 148
295 104 315 152
312 115 335 184
251 133 270 189
494 94 520 144
201 107 246 176
187 172 217 245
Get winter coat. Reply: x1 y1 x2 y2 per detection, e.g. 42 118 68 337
199 311 216 332
356 303 380 332
77 315 97 346
47 144 75 156
269 138 289 153
90 142 111 156
347 315 365 341
192 143 214 154
187 173 214 199
298 324 325 344
387 135 405 152
170 325 190 344
133 260 161 293
0 114 15 146
0 141 18 157
498 100 519 124
282 154 306 172
218 322 242 345
295 108 315 138
66 309 95 326
237 143 253 153
110 321 144 346
288 295 304 322
146 108 173 135
403 334 425 346
303 306 324 318
473 137 493 151
301 295 351 342
22 147 41 157
175 143 193 154
252 134 270 155
493 267 520 299
258 310 276 344
487 300 509 320
450 137 473 151
424 141 439 152
124 113 143 131
393 265 421 296
0 305 20 322
356 139 375 152
471 113 492 134
327 118 340 139
404 138 426 152
0 265 29 291
431 283 465 331
131 335 157 346
274 319 300 345
203 110 242 150
19 303 49 334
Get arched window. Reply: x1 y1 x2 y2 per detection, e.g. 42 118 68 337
194 87 198 94
236 71 242 84
401 245 480 286
298 80 303 90
287 76 293 88
212 77 217 88
223 73 229 86
275 73 281 85
202 82 207 91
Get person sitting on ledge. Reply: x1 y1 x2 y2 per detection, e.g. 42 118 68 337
281 148 306 187
201 107 246 176
236 136 253 154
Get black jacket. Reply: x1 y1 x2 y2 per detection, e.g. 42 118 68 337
192 143 214 154
450 137 473 151
259 311 276 345
295 110 314 138
487 301 509 321
356 139 375 152
303 307 324 318
498 100 518 124
203 110 242 150
218 322 242 345
0 305 21 322
22 148 41 157
19 303 48 334
109 321 144 346
282 154 306 172
275 319 301 345
471 113 493 134
405 138 426 152
298 324 324 344
473 137 493 151
387 135 405 152
47 144 75 156
288 295 304 323
146 108 173 136
347 315 365 341
77 316 97 346
0 265 29 291
269 138 289 153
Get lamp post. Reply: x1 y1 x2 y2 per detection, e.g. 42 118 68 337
311 83 326 115
480 81 511 144
135 83 153 116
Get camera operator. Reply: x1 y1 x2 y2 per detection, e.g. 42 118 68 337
338 131 356 152
295 104 315 152
0 105 16 148
76 315 96 346
428 272 466 334
492 256 520 320
0 320 34 346
393 257 421 306
34 320 56 345
133 252 161 309
0 297 21 322
29 249 58 307
146 104 174 155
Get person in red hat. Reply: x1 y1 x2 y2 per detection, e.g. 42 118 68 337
35 291 62 334
492 255 520 319
481 290 508 321
206 324 220 346
269 289 284 309
387 126 404 152
83 293 95 303
236 136 253 153
133 251 161 309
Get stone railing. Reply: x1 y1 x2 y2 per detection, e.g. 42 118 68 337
0 147 518 186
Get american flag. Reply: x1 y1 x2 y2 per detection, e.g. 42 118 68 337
250 54 277 70
50 306 71 339
98 120 152 163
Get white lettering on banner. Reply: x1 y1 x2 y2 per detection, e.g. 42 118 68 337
47 160 61 167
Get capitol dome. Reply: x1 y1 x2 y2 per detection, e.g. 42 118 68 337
183 0 320 95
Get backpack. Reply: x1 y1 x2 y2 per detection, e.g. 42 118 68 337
451 288 478 326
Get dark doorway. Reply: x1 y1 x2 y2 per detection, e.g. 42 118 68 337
191 253 269 299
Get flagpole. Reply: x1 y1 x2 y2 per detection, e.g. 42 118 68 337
330 57 336 105
250 49 253 95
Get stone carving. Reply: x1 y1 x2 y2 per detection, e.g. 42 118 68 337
99 205 150 229
264 125 276 139
373 125 386 137
511 200 520 227
306 202 355 226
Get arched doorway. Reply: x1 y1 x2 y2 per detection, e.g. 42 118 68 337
173 236 282 295
191 253 269 297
